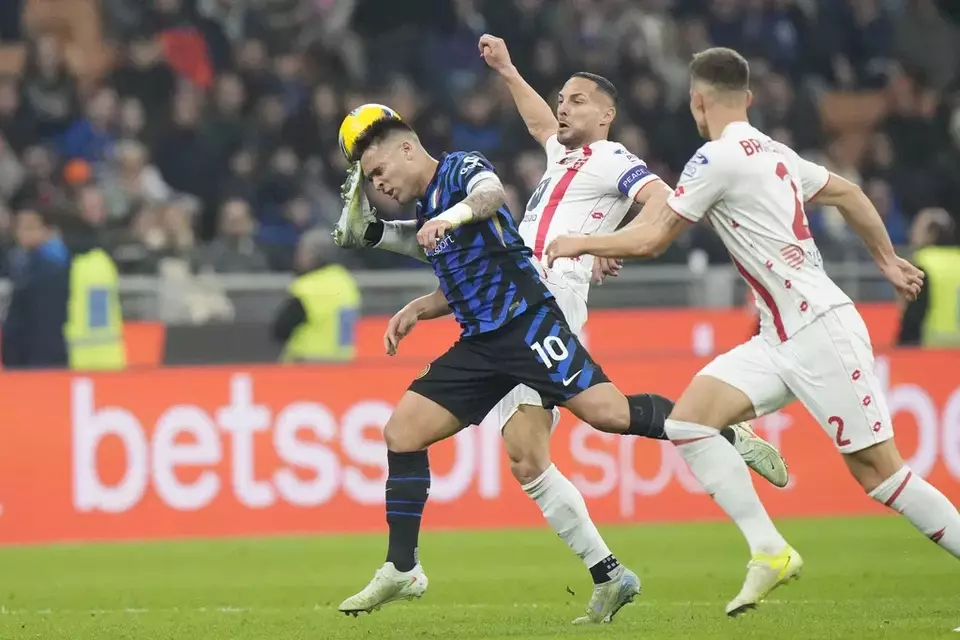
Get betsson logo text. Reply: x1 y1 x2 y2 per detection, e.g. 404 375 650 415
71 361 960 516
72 374 508 514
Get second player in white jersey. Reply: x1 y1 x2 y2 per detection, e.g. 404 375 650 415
546 46 957 618
521 136 660 300
667 121 852 343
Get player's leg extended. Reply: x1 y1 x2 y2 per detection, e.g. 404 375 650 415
784 307 960 559
499 398 639 624
338 390 461 615
666 371 801 616
557 380 789 488
611 392 789 488
622 337 801 616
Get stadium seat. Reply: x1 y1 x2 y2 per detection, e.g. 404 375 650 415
20 0 113 89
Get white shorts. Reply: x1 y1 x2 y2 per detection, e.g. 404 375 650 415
492 278 588 434
698 304 893 453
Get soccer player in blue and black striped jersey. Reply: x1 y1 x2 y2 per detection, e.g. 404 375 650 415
336 117 663 618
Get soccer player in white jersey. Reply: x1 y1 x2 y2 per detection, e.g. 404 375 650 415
545 46 960 616
333 38 791 623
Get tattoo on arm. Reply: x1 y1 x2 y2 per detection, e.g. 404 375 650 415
462 182 506 222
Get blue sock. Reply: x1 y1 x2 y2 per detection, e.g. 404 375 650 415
385 450 430 572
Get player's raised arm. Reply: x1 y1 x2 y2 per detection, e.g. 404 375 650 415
809 171 924 300
479 34 558 147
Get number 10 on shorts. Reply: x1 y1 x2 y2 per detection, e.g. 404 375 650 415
531 336 569 369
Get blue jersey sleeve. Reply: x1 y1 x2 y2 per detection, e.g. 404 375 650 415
445 151 497 196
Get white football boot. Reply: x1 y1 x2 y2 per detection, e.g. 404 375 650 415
726 546 803 616
338 562 428 616
333 161 377 249
729 422 790 488
572 565 641 625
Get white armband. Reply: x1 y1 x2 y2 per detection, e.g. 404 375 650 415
435 202 474 229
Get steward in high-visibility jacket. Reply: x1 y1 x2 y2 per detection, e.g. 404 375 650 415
912 244 960 346
65 247 126 370
898 208 960 348
273 230 360 362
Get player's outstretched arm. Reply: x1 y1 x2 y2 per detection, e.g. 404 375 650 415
809 174 897 266
544 186 686 264
479 34 558 147
810 173 924 300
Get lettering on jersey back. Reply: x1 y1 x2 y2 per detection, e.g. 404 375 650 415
739 139 765 156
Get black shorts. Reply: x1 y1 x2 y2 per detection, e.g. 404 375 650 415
408 301 610 425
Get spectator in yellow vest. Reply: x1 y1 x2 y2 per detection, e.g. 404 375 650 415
272 228 360 362
898 207 960 347
60 199 126 370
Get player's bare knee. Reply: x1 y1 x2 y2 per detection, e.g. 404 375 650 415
668 376 755 428
566 385 630 433
502 410 552 484
509 454 549 486
843 440 904 493
383 420 423 453
504 434 551 484
382 413 433 453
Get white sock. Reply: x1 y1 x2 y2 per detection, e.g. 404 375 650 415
868 465 960 558
666 419 788 556
522 464 612 569
376 220 426 261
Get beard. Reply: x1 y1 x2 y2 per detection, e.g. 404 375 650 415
556 126 581 147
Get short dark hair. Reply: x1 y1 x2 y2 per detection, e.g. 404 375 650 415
352 118 415 162
932 215 957 246
571 72 618 105
689 47 750 92
15 202 53 225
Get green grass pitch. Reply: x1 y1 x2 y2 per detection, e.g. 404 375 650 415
0 516 957 639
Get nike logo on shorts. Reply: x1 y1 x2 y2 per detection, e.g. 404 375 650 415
563 370 583 386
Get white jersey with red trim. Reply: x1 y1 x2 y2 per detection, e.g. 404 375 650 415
667 121 852 344
519 134 662 300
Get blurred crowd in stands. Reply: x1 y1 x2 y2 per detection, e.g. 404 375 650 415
0 0 958 276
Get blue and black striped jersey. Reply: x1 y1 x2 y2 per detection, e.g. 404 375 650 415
417 152 552 337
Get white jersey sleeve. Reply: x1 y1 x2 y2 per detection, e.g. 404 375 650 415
771 142 830 201
604 145 660 200
666 145 728 223
796 157 830 201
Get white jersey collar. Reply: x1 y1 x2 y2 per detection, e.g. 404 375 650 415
719 121 753 139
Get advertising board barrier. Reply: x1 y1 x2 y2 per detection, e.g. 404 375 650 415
0 347 957 544
0 303 902 369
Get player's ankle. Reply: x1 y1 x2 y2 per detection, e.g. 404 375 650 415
588 554 621 584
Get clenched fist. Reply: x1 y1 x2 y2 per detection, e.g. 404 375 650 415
478 34 514 73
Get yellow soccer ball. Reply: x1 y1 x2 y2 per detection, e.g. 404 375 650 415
338 103 402 161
